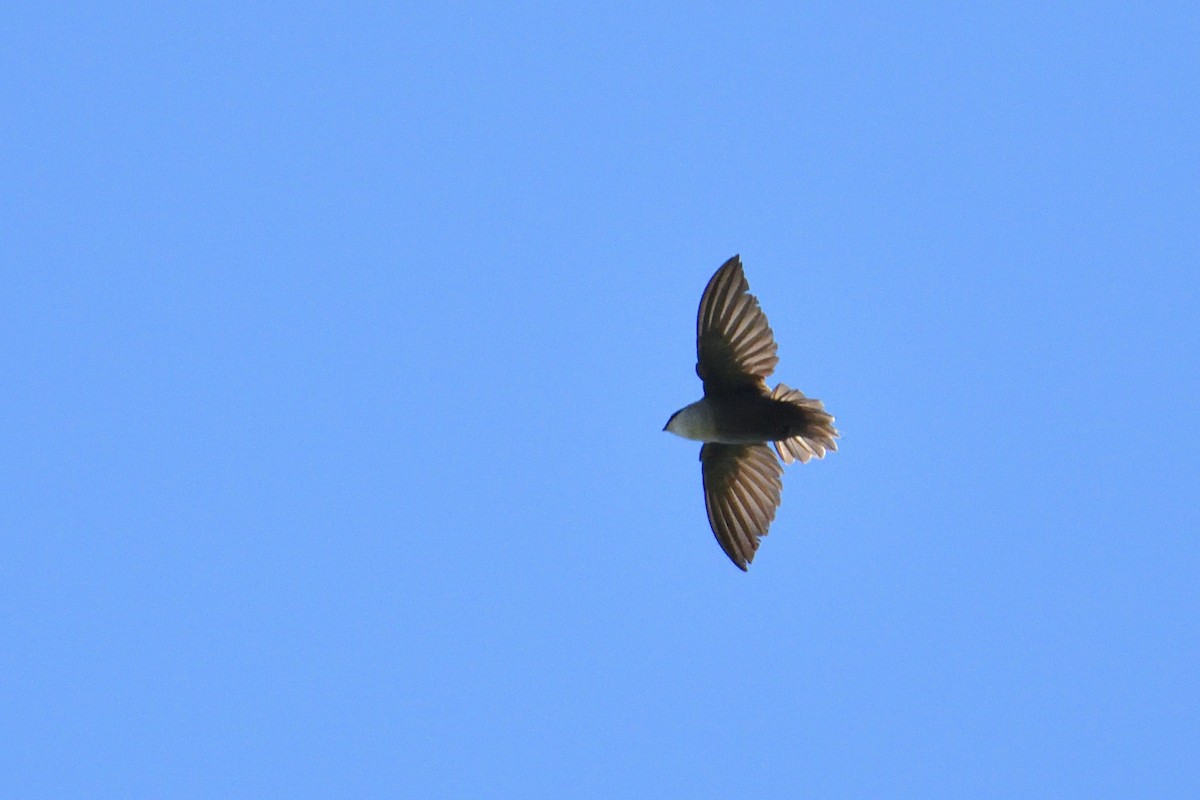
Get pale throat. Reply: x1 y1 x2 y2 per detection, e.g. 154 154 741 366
665 400 721 442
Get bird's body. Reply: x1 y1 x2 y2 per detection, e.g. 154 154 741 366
666 390 822 445
664 255 838 570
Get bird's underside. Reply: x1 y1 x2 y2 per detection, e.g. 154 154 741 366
666 255 839 570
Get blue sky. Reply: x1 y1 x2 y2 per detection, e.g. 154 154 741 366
3 2 1197 797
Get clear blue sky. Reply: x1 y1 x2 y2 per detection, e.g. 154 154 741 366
3 3 1197 797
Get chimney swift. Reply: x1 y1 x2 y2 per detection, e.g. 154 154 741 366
664 255 839 570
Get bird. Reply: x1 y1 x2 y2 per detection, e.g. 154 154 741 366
664 255 838 570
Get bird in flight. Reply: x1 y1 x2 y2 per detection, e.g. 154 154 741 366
664 255 839 570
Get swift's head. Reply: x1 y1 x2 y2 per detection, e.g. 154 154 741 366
663 401 709 441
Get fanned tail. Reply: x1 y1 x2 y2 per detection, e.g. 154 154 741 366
770 383 840 464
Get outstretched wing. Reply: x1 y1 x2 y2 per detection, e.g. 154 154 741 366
700 443 783 570
696 255 779 393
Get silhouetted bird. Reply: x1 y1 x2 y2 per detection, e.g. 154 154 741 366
664 255 838 570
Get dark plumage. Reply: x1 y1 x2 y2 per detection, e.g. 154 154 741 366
664 255 838 570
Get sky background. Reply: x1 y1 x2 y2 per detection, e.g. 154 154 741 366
3 2 1198 797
